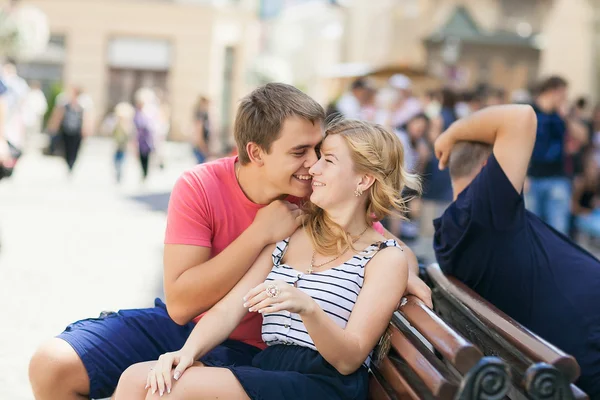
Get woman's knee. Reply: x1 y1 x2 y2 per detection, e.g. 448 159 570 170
29 338 89 396
114 362 152 400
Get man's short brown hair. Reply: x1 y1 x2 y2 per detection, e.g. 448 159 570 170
448 141 493 180
234 83 325 164
536 76 567 95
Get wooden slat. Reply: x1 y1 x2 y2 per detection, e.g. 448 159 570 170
378 357 421 400
368 373 394 400
398 295 483 374
388 323 457 399
426 263 580 383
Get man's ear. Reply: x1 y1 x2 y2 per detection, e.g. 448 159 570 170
246 142 265 166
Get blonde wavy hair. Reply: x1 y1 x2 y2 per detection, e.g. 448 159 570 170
304 119 421 256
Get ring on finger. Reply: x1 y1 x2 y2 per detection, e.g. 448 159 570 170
265 284 280 298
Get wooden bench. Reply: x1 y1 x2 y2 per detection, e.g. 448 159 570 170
368 295 511 399
425 263 588 400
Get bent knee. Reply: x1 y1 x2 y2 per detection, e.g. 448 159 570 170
29 338 88 392
114 363 153 400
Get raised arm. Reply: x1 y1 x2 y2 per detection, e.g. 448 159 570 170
435 104 537 193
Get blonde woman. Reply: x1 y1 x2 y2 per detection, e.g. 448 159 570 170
114 119 420 400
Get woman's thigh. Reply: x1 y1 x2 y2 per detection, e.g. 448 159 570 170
114 361 250 400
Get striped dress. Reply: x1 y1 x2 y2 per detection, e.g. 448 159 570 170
262 237 401 368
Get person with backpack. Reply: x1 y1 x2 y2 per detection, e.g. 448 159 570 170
133 88 156 181
47 86 91 173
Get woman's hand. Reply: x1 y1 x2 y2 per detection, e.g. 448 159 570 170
146 349 195 396
243 280 316 315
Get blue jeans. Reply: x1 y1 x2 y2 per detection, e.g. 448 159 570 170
114 149 125 182
576 209 600 238
525 177 571 234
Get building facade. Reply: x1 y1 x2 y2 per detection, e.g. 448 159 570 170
5 0 261 146
333 0 598 101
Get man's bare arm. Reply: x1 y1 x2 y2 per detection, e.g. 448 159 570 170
437 105 537 194
164 200 303 325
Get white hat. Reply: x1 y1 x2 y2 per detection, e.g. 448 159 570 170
389 74 412 90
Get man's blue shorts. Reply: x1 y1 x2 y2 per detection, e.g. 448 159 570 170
57 298 261 399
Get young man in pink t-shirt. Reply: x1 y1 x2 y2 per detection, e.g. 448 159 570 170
29 83 431 400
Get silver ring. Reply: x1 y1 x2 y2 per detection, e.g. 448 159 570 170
265 284 280 298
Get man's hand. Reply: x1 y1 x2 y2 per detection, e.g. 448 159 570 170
434 130 456 170
405 271 432 308
252 200 304 245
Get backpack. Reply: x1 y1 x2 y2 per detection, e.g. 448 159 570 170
60 103 84 135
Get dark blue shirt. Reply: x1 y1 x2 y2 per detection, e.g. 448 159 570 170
528 103 567 177
433 154 600 396
422 108 455 202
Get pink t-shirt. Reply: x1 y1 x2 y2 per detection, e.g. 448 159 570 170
165 156 267 349
164 156 386 348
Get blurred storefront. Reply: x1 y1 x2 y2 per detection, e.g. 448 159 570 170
3 0 261 145
319 0 599 102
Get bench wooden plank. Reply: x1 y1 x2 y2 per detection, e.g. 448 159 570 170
378 356 421 400
426 263 580 383
398 295 484 374
387 323 458 399
368 373 395 400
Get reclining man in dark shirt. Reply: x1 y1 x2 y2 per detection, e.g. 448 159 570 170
433 104 600 397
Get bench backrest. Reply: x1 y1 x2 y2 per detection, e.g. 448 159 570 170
426 263 587 399
369 295 510 399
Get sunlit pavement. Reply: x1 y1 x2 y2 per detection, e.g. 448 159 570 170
0 136 196 399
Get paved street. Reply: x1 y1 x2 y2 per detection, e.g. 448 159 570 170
0 136 196 399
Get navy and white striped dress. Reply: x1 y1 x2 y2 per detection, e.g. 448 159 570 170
200 237 401 400
263 237 400 367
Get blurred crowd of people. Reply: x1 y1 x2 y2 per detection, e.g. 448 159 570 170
328 74 600 245
99 89 212 183
1 60 598 243
0 62 49 179
0 60 214 184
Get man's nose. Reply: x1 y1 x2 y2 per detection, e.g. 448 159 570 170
305 149 319 169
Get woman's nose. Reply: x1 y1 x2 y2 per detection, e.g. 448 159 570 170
308 159 321 176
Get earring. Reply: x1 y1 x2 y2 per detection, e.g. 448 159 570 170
354 188 363 197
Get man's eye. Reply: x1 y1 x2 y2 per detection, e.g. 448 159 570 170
293 152 305 157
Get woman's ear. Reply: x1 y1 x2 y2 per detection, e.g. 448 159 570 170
246 142 265 166
357 174 376 194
